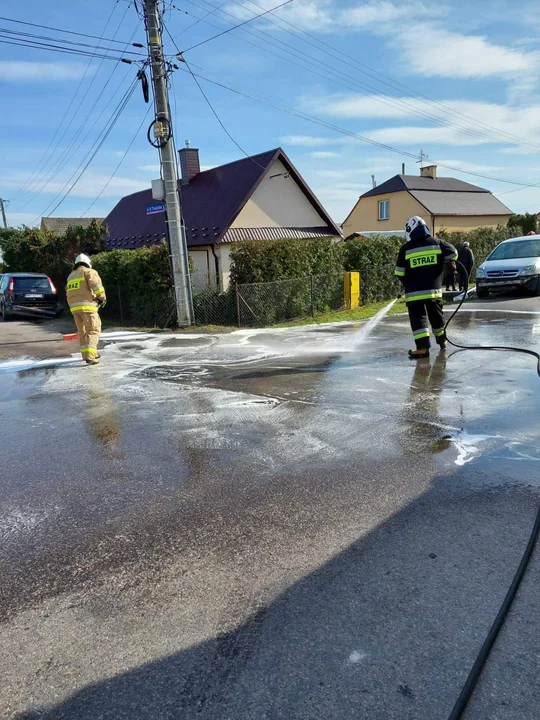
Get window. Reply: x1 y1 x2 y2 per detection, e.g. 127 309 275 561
378 200 389 221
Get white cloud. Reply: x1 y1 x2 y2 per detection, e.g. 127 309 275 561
1 171 150 199
280 135 344 147
312 182 370 223
310 151 341 158
341 1 445 27
138 164 161 172
231 0 333 31
435 159 506 174
364 126 493 146
397 24 540 79
0 61 94 82
301 93 540 148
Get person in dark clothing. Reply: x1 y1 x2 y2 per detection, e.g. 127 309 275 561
444 261 457 291
457 241 475 291
395 216 458 359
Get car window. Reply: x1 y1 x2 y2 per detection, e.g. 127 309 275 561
488 240 540 261
13 277 51 290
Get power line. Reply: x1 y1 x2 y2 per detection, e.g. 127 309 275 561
233 0 540 153
0 27 145 56
179 63 540 190
170 0 229 40
10 1 124 203
172 0 540 153
31 77 140 224
164 25 267 168
0 37 135 62
178 0 293 53
81 104 153 216
13 10 141 211
0 14 140 46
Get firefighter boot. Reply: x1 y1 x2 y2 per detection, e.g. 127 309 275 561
408 348 430 359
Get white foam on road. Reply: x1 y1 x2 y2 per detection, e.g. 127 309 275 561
0 356 81 374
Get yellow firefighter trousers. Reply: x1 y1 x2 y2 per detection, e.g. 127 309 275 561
73 311 101 362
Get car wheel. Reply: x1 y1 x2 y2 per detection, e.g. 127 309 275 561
0 301 9 322
476 285 489 299
533 277 540 297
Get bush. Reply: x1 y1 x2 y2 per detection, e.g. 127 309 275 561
343 234 403 304
508 213 536 234
229 237 344 285
92 244 175 327
438 225 522 277
0 221 105 299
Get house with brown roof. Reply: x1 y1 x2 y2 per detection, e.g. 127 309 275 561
104 146 342 290
40 217 104 234
342 165 513 237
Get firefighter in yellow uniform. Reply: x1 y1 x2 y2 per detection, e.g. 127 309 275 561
66 253 106 365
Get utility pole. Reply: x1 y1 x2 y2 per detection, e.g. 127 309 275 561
143 0 194 326
0 198 7 229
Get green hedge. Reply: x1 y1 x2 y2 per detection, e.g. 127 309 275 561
229 237 344 285
91 244 175 327
84 225 524 328
342 235 403 304
438 225 523 277
0 222 105 298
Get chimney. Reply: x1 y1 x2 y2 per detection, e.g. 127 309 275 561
179 140 200 186
371 174 376 188
402 163 405 174
420 164 437 179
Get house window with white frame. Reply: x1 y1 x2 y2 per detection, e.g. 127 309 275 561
378 200 389 221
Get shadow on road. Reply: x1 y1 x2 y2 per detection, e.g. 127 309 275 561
14 468 540 719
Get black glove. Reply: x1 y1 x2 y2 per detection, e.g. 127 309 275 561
97 297 106 309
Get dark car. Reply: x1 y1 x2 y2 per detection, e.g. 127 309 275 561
0 273 60 321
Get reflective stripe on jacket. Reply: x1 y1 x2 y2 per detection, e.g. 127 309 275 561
66 267 106 314
394 234 457 302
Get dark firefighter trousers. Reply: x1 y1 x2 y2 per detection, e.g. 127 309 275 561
407 299 446 350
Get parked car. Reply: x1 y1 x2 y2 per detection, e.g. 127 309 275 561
475 235 540 298
0 273 60 321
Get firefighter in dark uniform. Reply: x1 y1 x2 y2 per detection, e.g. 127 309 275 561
394 216 458 359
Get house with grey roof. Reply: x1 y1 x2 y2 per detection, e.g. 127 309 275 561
40 217 104 234
342 165 513 238
104 146 342 290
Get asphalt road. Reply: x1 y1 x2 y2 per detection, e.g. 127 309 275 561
1 295 540 719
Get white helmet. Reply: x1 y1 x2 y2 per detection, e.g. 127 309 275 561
405 216 429 240
75 253 92 268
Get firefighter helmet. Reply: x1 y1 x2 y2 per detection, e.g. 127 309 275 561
74 253 92 268
405 216 430 240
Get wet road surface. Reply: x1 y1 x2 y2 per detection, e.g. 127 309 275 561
1 297 540 719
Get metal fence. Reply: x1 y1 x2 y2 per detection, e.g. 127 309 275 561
235 273 344 327
101 273 351 329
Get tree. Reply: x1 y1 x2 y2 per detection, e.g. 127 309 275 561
0 221 106 295
508 213 537 234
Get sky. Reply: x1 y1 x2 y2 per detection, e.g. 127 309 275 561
1 0 540 228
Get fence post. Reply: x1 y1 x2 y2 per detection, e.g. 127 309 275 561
235 283 241 327
311 275 315 317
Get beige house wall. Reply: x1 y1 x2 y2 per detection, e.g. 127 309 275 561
231 158 327 229
189 247 217 289
342 190 427 235
214 244 232 291
434 214 512 234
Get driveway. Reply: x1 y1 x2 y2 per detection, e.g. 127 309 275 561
1 296 540 719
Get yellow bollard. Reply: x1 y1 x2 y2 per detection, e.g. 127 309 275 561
344 271 360 309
